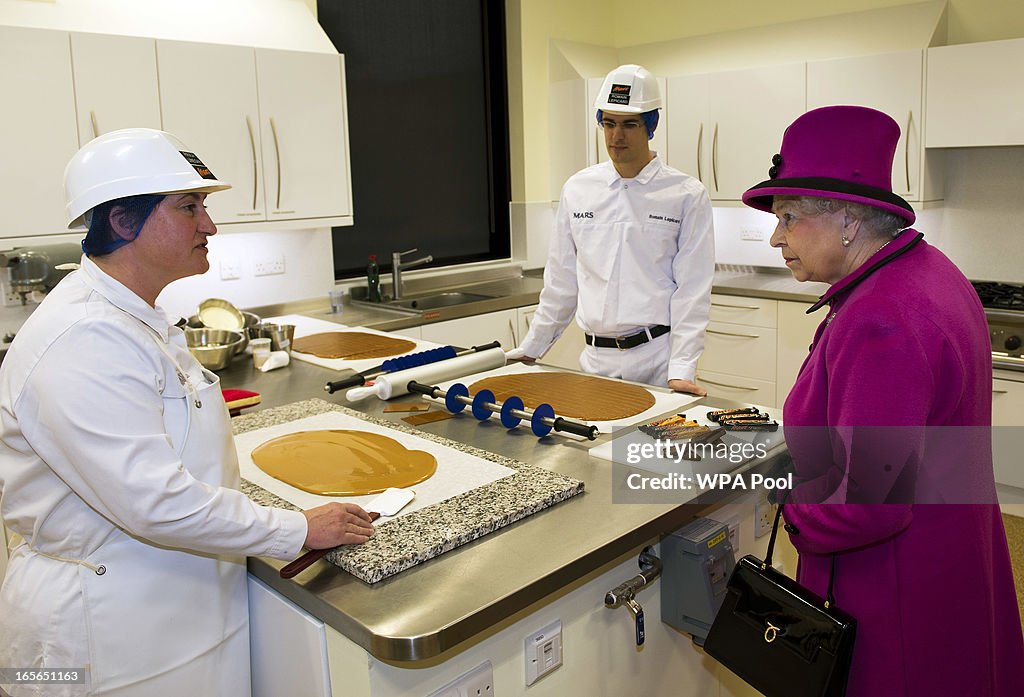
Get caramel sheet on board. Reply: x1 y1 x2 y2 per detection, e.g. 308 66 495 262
291 331 416 360
468 372 655 421
251 429 436 496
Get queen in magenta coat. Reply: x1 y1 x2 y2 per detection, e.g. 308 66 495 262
740 106 1024 696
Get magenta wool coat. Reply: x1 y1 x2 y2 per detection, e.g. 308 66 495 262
781 231 1024 696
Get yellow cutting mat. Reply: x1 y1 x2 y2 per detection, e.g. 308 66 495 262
469 372 655 421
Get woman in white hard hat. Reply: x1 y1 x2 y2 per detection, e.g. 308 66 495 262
511 64 714 395
0 129 375 696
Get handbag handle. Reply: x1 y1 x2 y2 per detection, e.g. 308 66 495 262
764 500 839 609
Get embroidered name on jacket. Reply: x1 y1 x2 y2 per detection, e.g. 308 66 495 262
573 211 595 219
648 213 681 224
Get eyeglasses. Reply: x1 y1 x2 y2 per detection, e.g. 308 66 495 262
599 120 643 132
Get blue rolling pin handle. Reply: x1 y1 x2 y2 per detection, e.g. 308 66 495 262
471 390 496 421
444 383 469 413
531 403 555 437
380 345 457 373
500 395 524 429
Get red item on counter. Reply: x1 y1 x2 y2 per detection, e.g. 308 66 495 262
222 389 261 416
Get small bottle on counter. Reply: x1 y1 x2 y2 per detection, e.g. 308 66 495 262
367 254 382 302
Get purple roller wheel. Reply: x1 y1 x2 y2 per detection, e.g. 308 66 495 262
531 403 555 437
471 389 496 420
500 395 525 429
445 383 469 413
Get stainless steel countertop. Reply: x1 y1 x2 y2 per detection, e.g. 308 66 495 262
224 355 788 663
711 269 829 304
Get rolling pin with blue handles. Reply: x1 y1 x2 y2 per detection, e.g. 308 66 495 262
324 341 502 394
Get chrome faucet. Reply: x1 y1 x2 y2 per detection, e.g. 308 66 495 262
391 248 433 300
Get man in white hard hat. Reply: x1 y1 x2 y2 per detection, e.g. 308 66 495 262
512 64 714 394
0 128 375 696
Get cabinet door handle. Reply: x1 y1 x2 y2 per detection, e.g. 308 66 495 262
696 123 703 183
90 110 100 139
269 116 282 210
508 319 517 346
711 122 719 191
699 376 757 391
707 328 760 339
904 110 912 192
711 302 760 310
245 116 258 210
992 389 1009 395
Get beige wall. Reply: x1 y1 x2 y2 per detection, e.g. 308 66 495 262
509 0 1024 202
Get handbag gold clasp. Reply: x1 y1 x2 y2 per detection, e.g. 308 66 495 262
764 622 781 643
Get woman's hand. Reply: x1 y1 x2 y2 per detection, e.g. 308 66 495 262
302 503 375 549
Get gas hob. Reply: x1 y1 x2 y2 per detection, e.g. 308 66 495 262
972 281 1024 371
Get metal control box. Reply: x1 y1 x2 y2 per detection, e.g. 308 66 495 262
660 518 736 644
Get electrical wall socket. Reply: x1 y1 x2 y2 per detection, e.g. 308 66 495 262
525 619 562 686
219 260 242 280
754 497 777 539
426 661 494 697
253 254 285 276
740 226 766 242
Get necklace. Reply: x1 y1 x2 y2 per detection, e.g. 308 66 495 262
875 239 893 255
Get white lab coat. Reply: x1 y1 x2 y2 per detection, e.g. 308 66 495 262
519 155 714 385
0 256 307 696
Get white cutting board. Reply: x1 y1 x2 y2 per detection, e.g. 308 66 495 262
266 314 445 372
234 411 515 521
589 403 785 476
428 362 702 434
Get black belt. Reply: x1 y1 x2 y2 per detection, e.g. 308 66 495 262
585 325 670 350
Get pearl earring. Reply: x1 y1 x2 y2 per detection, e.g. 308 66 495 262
841 234 851 247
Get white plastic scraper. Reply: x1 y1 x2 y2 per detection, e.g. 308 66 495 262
367 487 416 518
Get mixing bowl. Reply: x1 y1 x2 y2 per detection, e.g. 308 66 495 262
185 328 245 371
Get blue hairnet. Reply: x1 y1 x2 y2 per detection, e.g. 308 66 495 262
81 194 165 256
596 109 660 140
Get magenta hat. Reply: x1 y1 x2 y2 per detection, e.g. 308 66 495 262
742 105 915 225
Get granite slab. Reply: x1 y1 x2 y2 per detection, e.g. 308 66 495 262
232 398 585 584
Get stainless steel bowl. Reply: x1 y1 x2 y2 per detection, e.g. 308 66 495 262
197 298 245 331
185 328 245 371
188 310 260 354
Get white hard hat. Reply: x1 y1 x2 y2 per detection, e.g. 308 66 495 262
593 64 661 114
64 128 231 229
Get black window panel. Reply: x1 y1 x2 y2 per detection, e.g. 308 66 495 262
318 0 511 281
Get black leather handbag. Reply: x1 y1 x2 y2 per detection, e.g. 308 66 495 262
703 503 857 697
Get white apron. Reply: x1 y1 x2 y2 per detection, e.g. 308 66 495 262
9 354 251 696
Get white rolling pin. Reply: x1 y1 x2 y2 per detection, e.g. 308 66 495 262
345 347 506 401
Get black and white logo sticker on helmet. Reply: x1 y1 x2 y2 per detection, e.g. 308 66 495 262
179 151 218 180
608 83 631 105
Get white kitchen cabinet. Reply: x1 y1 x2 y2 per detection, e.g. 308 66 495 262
515 304 585 370
248 575 330 697
776 300 823 407
158 41 352 228
993 372 1024 491
697 294 779 405
926 38 1024 148
255 49 352 222
807 50 942 203
666 64 804 200
419 309 518 350
0 26 80 238
70 32 161 146
158 40 265 225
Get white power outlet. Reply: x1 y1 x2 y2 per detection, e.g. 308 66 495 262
525 619 562 686
426 661 494 697
253 254 285 276
754 497 777 539
219 260 242 280
740 226 766 242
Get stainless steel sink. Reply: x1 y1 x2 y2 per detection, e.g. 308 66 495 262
391 291 494 311
351 290 496 315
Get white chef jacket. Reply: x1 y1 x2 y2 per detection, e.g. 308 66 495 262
0 256 307 696
519 155 714 385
